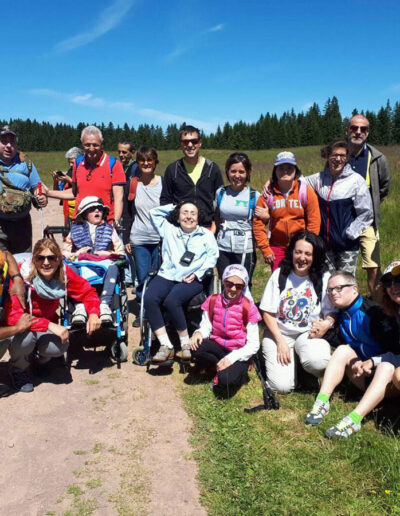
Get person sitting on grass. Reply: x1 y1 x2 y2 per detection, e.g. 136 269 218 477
190 264 261 394
306 270 400 439
4 238 101 393
63 196 125 324
145 201 219 363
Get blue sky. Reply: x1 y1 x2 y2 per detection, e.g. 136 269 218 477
4 0 400 133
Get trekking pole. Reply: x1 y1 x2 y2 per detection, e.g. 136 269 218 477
37 182 44 237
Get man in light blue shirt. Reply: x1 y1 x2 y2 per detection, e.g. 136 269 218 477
0 126 47 252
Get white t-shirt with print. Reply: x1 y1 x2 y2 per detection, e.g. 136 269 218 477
259 269 335 336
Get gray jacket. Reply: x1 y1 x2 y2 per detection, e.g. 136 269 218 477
366 144 390 227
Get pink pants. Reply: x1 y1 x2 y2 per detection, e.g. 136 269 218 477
270 245 287 271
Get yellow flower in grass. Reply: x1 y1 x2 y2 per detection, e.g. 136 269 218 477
385 490 392 494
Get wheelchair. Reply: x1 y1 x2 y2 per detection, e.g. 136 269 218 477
132 268 217 373
44 226 129 370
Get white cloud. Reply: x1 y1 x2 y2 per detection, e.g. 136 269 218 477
206 23 225 33
29 88 220 132
165 22 225 62
54 0 135 53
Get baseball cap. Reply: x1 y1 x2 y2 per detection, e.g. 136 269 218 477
381 261 400 282
274 151 297 167
0 125 16 138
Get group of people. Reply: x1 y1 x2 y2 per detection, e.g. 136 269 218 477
0 116 397 441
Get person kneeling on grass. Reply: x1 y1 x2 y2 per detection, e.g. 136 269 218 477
306 270 400 439
190 264 261 393
63 196 125 324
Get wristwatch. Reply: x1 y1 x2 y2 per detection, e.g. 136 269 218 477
10 273 23 280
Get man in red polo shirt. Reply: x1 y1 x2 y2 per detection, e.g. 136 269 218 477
46 126 125 223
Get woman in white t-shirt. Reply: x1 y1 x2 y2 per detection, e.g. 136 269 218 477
259 230 336 394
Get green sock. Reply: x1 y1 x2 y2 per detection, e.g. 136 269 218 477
348 411 363 424
317 393 329 403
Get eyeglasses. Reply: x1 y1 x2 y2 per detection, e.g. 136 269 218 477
327 284 355 295
329 154 347 161
381 275 400 288
224 280 245 291
181 138 200 146
137 158 155 165
36 254 58 264
349 125 369 134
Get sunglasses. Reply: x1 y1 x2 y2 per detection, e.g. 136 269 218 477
86 206 104 213
181 138 200 146
137 159 155 165
381 275 400 288
229 152 249 160
349 125 369 134
327 284 355 295
224 280 245 291
36 254 58 264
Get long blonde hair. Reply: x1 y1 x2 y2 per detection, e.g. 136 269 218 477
28 238 65 284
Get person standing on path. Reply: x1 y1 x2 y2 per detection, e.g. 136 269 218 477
0 126 47 253
160 125 224 233
346 115 390 295
45 126 126 225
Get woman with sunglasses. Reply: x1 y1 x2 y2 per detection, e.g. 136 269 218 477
260 231 335 394
123 147 163 323
253 151 321 272
305 140 373 275
190 264 261 394
215 153 260 283
4 238 101 392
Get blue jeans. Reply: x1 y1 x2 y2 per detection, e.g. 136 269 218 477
133 243 160 302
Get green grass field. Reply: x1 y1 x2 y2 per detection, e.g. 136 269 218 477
29 145 400 514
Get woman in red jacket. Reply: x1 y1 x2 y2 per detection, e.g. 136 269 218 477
5 238 101 393
253 151 321 271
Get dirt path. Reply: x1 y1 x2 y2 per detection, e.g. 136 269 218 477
0 200 205 515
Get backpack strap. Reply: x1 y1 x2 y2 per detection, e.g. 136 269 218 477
128 177 139 201
207 293 219 323
298 178 308 209
242 296 251 326
278 269 288 293
109 156 116 176
216 186 226 209
248 188 256 220
265 189 274 212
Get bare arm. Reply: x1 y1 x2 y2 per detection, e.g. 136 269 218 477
112 185 124 222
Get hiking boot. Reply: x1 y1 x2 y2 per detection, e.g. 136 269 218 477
305 398 330 426
9 367 34 393
152 345 174 363
100 302 113 324
71 303 87 326
325 416 361 439
181 344 191 361
132 317 140 328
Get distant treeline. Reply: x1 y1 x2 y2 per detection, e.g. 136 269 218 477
4 96 400 152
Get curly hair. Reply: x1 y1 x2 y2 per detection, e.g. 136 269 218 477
167 201 205 227
28 238 65 284
279 230 327 302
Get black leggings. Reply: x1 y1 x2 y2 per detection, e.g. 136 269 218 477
192 338 250 387
217 250 256 286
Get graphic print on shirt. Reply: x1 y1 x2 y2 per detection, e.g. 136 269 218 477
278 286 314 328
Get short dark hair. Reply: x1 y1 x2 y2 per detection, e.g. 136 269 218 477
136 146 159 165
180 125 200 140
167 200 205 227
225 152 252 182
118 140 136 152
320 139 349 160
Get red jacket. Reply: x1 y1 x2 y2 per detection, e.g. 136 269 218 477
5 265 100 332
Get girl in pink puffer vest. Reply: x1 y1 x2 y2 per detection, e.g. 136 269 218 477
190 264 261 392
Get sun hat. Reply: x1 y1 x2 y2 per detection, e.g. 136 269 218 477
381 261 400 282
274 151 297 167
76 196 109 220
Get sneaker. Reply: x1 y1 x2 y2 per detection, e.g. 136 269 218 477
305 398 330 426
100 302 113 324
71 303 87 326
152 345 174 363
132 317 140 328
9 367 34 393
325 415 361 439
181 344 191 361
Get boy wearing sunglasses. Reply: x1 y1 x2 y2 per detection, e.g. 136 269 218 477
305 269 400 439
160 125 224 232
346 115 391 296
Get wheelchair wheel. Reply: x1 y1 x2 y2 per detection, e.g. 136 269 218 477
132 346 150 366
110 341 128 362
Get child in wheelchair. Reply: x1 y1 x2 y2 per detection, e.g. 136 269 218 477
190 264 261 391
63 196 125 325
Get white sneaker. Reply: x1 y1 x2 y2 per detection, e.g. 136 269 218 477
71 303 87 325
100 302 113 323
